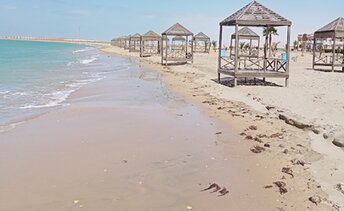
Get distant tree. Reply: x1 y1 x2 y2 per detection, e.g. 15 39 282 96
263 27 278 57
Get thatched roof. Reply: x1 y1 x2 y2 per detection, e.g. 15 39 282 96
162 23 193 36
130 33 141 41
315 17 344 38
172 36 186 41
194 32 210 41
231 27 259 39
142 30 160 39
220 1 291 27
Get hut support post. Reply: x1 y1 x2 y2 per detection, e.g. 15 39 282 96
234 24 239 87
186 36 189 62
191 36 194 64
161 36 164 65
264 28 269 72
332 35 336 72
286 25 291 87
218 25 223 83
312 37 316 70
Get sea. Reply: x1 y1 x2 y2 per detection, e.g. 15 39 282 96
0 39 130 132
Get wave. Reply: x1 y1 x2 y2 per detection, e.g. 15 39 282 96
79 55 99 65
73 47 93 54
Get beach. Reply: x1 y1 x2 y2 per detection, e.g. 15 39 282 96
0 39 343 210
100 45 344 210
0 51 282 210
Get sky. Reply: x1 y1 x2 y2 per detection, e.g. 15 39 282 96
0 0 343 43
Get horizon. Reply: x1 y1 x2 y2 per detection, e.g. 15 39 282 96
0 0 343 43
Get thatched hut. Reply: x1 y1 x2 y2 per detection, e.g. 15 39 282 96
129 33 141 53
161 23 194 65
218 1 292 87
313 17 344 72
193 32 211 53
122 36 130 50
230 27 260 58
140 30 161 57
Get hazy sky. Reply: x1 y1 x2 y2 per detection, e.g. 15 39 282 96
0 0 343 42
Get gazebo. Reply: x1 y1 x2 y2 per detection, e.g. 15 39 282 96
129 33 141 53
193 32 211 53
313 17 344 72
230 27 260 58
122 36 130 50
140 30 161 57
161 23 194 65
218 1 292 87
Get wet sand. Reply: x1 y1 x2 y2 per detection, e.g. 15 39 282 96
0 59 280 210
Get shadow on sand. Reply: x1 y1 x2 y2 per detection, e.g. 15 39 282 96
213 77 282 88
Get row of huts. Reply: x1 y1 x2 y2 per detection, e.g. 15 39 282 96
111 24 211 66
110 0 344 87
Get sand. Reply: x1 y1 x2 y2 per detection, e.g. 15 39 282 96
0 61 284 210
100 45 344 210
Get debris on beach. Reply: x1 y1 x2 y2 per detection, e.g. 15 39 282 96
291 159 306 166
218 188 229 196
264 143 271 148
250 145 266 154
249 125 258 130
245 135 253 140
273 181 288 194
201 183 221 192
335 183 344 195
264 185 273 189
282 167 294 178
254 137 263 143
308 195 322 205
201 183 229 197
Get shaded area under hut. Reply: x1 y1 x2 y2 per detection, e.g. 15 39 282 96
140 30 161 57
129 33 141 53
193 32 211 53
313 17 344 72
230 27 260 58
218 0 292 87
161 23 194 66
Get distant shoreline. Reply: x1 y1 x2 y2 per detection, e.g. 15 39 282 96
0 36 109 45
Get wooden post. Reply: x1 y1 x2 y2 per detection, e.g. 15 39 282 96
165 36 168 65
186 35 188 62
218 25 223 83
191 36 194 64
140 37 143 57
161 36 164 65
286 25 291 87
234 24 239 87
264 28 269 71
312 36 316 70
332 34 336 72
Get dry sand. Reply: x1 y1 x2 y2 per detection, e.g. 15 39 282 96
100 45 344 210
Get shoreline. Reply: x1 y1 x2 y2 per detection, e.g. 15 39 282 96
100 44 344 210
0 56 283 210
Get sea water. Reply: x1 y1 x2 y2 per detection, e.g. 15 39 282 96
0 39 129 132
